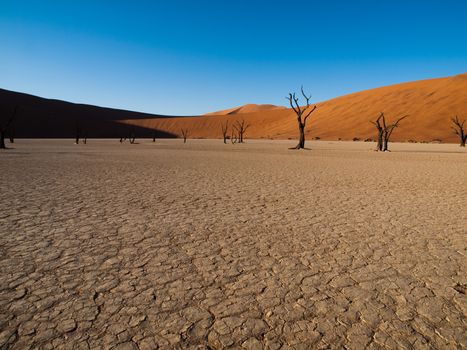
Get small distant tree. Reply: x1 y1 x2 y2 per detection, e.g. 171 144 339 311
181 128 188 143
129 126 136 144
221 121 229 144
371 113 407 151
231 130 238 144
233 120 249 143
451 116 466 147
0 106 18 149
75 121 81 144
152 130 157 142
8 125 15 144
287 86 317 149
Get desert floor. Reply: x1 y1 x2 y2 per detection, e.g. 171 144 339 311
1 139 466 349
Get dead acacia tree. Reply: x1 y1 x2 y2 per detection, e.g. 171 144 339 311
152 130 157 142
181 128 188 143
221 121 229 144
381 114 408 151
370 113 385 151
231 130 238 144
233 120 249 143
129 126 136 144
287 86 317 149
451 116 466 147
1 106 18 149
370 113 407 151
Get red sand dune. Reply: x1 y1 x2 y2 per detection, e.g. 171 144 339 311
122 73 467 142
1 73 466 142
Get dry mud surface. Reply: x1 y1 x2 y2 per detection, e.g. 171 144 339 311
1 139 466 349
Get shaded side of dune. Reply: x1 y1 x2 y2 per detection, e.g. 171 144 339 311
0 89 179 139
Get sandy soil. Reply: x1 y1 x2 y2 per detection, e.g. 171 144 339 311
1 139 466 349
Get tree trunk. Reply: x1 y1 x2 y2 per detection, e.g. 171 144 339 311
376 130 383 151
9 128 14 143
294 123 305 149
460 133 466 147
0 130 5 149
382 136 389 151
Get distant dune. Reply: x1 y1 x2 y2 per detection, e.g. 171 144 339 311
1 73 466 142
204 104 287 116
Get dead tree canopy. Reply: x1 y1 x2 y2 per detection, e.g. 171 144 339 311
371 113 407 151
451 116 466 147
221 121 229 144
233 120 249 143
181 128 188 143
1 106 18 149
287 86 317 149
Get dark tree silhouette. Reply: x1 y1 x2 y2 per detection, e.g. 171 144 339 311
370 113 385 151
129 126 136 144
221 121 229 144
233 120 249 143
9 125 15 144
287 86 317 149
381 114 408 151
152 130 157 142
0 106 18 149
75 121 81 144
451 116 466 147
181 128 188 143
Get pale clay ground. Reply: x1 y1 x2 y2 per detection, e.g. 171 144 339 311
1 139 466 350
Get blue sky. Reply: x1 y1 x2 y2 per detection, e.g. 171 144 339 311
1 0 466 115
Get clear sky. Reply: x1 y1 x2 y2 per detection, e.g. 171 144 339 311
1 0 466 115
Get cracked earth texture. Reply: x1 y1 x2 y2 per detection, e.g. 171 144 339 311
1 139 466 349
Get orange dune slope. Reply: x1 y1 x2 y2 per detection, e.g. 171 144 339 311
123 73 467 142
